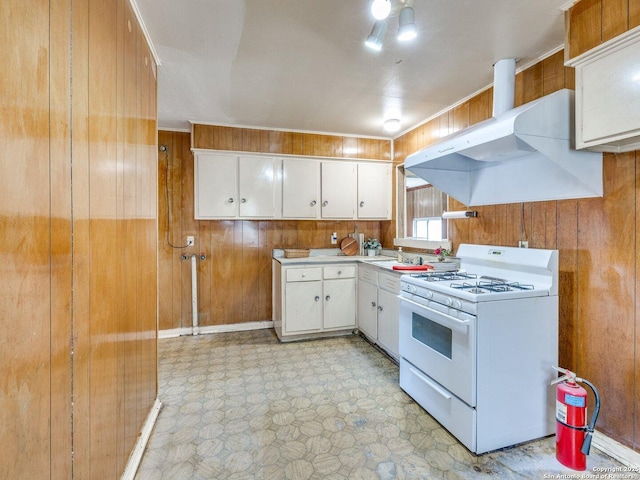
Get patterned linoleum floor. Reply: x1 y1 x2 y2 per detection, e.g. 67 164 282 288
135 329 635 480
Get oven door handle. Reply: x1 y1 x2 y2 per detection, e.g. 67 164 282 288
408 367 452 400
400 297 470 332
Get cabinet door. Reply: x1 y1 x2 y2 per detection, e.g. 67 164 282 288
284 281 323 333
357 162 391 219
195 153 238 218
377 288 399 359
321 162 355 219
357 280 378 340
323 278 356 329
238 156 276 217
282 158 320 218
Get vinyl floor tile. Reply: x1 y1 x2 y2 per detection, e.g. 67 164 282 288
135 329 637 480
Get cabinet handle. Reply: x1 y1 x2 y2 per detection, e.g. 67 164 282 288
322 201 328 207
371 301 376 307
360 201 365 207
228 198 234 203
378 306 383 312
315 296 320 302
337 270 342 275
302 273 306 277
325 295 330 301
310 200 317 206
241 198 247 203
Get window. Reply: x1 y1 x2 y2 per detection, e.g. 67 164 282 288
413 216 444 240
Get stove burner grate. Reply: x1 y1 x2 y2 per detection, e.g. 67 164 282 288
411 272 477 282
451 279 536 294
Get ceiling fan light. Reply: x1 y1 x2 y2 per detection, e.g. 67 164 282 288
371 0 391 20
398 6 417 41
383 118 401 133
365 21 387 51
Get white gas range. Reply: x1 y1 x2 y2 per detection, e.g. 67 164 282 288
399 244 559 454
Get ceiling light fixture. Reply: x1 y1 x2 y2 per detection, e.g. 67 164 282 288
371 0 392 20
365 0 417 52
397 6 417 41
365 20 387 51
383 118 401 133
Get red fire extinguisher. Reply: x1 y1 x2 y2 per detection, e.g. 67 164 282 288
551 366 601 471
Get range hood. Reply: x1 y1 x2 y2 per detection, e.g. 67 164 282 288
404 60 603 206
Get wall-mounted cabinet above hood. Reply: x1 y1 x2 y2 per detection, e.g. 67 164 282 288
404 89 603 206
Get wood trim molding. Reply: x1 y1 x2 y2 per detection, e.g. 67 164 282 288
593 431 640 468
120 398 163 480
159 321 275 339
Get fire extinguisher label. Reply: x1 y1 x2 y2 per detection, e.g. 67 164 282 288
556 400 567 422
565 393 586 407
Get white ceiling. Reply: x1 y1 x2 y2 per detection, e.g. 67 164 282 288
135 0 570 138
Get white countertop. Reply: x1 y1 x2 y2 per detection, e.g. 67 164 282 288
273 249 412 274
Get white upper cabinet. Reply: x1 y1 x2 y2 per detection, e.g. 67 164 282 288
195 153 238 218
238 155 277 217
282 158 320 218
321 161 356 219
567 27 640 152
357 162 391 219
195 152 278 219
194 149 390 220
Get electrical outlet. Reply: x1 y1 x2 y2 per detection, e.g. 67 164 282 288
518 240 528 248
186 236 195 247
331 232 337 245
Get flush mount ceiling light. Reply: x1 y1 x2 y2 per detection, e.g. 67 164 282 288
371 0 392 20
365 0 417 51
383 118 401 133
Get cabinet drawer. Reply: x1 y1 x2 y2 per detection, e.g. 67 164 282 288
286 267 322 282
379 273 401 293
358 266 378 284
323 265 356 279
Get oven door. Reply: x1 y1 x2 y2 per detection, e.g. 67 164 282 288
399 294 476 406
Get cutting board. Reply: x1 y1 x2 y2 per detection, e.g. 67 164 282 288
340 237 359 256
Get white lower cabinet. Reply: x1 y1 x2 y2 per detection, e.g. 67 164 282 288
357 264 400 360
274 261 356 340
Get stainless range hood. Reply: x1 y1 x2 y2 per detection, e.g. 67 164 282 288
404 60 603 207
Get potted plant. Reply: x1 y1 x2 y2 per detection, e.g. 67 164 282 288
434 246 451 262
363 238 381 256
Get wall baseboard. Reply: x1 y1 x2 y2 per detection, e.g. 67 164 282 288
593 430 640 468
120 397 162 480
159 321 274 339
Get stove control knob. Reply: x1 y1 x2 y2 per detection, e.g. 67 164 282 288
453 300 462 309
445 297 453 306
406 285 417 294
426 290 433 299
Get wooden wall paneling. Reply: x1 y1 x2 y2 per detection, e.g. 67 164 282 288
264 130 293 155
556 200 579 371
493 204 509 246
210 221 235 325
631 0 640 27
452 101 470 133
521 62 544 104
193 124 214 149
50 0 74 476
242 128 262 152
602 0 629 41
88 0 120 475
636 151 640 449
242 221 261 322
232 221 245 323
303 133 317 156
0 0 53 477
343 136 359 158
291 132 305 156
298 220 319 248
198 221 212 326
542 50 566 95
576 153 636 445
380 139 391 161
564 65 576 90
157 131 173 330
393 134 406 163
438 111 451 137
145 46 158 413
263 220 284 320
468 89 492 124
212 125 233 150
567 0 602 59
70 0 92 475
514 71 525 108
468 206 497 246
281 220 299 247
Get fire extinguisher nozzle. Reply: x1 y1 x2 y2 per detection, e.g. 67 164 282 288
581 432 593 456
